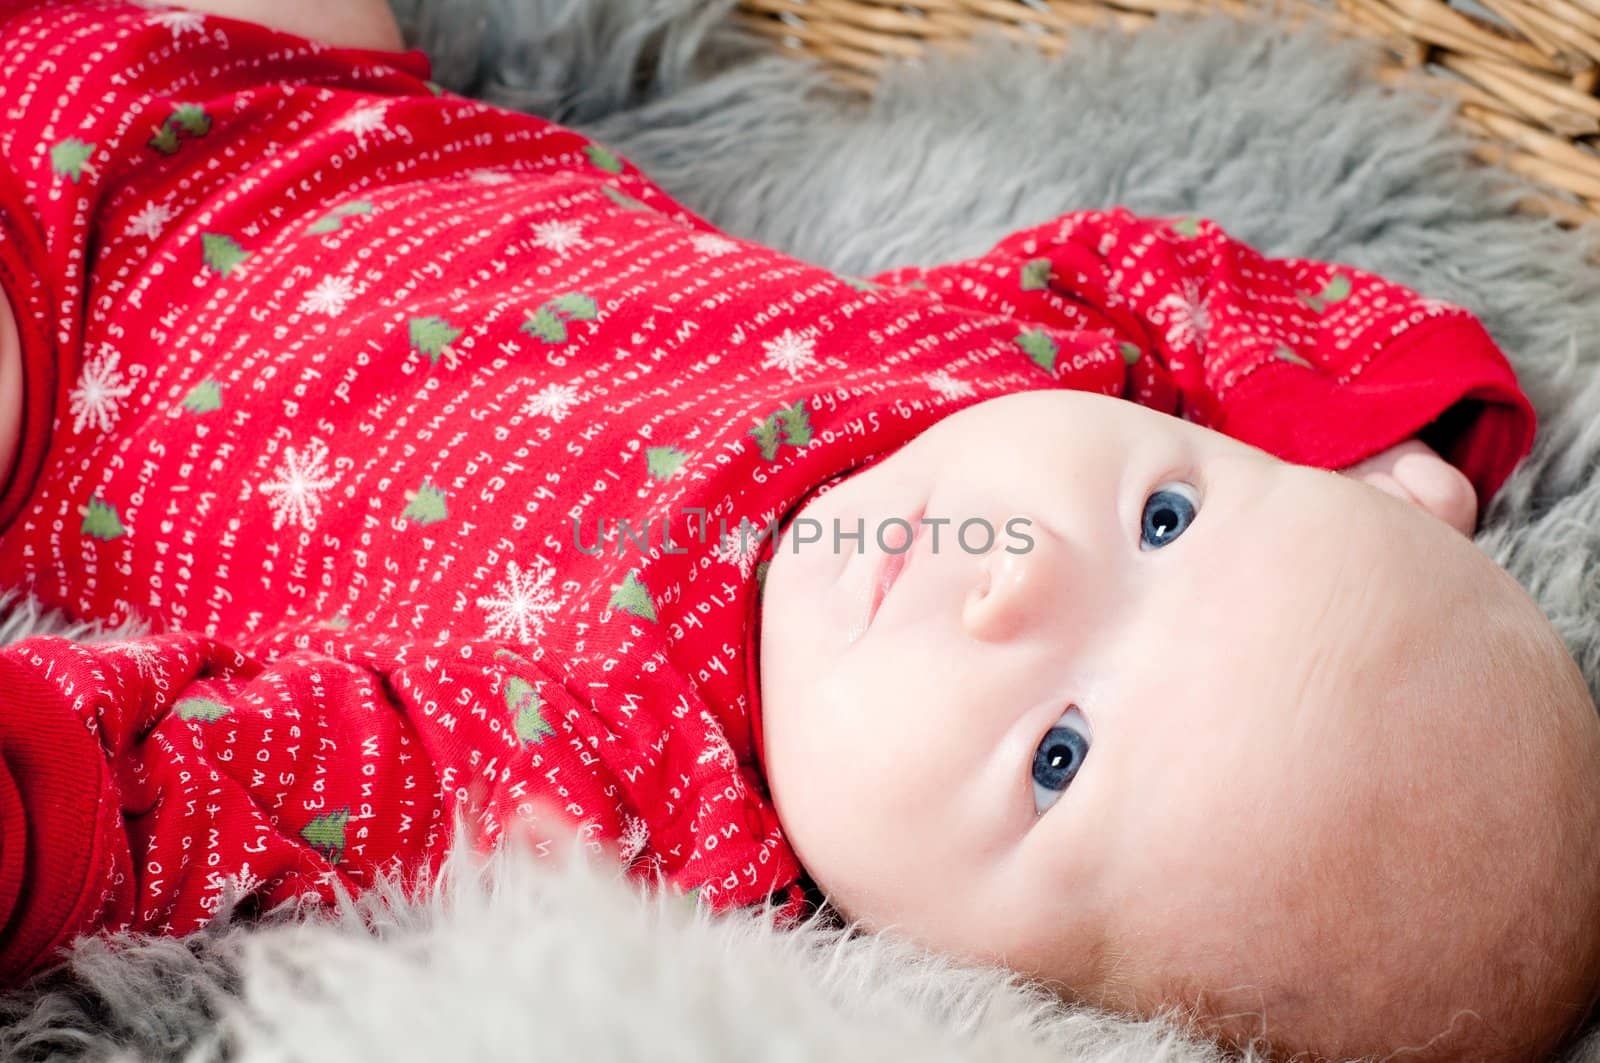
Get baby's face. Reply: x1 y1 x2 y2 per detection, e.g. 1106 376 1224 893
758 389 1600 1058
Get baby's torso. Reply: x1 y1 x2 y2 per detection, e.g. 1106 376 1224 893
0 1 1114 745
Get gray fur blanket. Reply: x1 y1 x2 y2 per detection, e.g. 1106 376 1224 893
6 2 1600 1059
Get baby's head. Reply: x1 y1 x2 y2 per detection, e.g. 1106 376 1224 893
757 390 1600 1060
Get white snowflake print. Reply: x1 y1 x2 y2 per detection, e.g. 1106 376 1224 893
333 103 390 148
695 711 745 794
1154 279 1211 355
101 640 165 681
1417 295 1461 317
465 168 516 186
924 369 975 400
689 233 740 258
149 9 206 36
760 328 819 380
697 731 737 772
298 275 356 317
531 219 586 255
69 350 135 434
200 862 266 916
259 438 340 532
477 558 565 643
715 509 777 578
522 383 582 423
697 741 736 772
616 815 650 866
124 201 176 240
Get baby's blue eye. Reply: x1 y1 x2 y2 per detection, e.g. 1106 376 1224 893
1032 706 1092 816
1140 483 1199 550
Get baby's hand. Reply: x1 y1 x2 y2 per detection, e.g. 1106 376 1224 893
1338 439 1478 536
463 777 621 866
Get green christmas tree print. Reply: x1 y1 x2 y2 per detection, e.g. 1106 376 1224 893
424 80 446 96
1171 216 1202 238
408 316 463 367
749 416 782 461
505 676 555 745
521 306 567 344
584 143 623 174
176 697 230 723
551 293 598 321
171 104 211 137
600 185 651 212
1020 258 1053 291
1274 344 1312 368
520 293 599 345
609 570 657 623
180 379 223 414
1016 329 1059 372
307 200 375 235
838 275 881 293
748 399 813 462
402 479 449 525
645 446 690 482
301 808 350 863
81 496 125 541
50 139 95 183
1300 274 1352 313
1119 342 1142 366
148 125 180 156
149 105 211 155
775 400 812 448
201 233 249 277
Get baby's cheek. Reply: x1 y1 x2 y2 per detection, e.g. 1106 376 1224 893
0 297 24 489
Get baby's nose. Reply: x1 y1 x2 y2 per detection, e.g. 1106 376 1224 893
960 527 1066 643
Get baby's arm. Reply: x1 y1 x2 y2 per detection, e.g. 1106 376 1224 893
0 627 600 984
874 208 1534 527
161 0 404 51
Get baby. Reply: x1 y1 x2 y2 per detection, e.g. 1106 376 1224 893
1 1 1598 1060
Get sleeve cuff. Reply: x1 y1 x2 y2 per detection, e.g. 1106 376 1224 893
1216 314 1537 514
0 647 123 983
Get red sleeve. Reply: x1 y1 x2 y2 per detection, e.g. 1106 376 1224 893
874 208 1536 513
0 627 604 983
0 163 59 534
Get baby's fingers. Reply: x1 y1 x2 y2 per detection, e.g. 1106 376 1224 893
459 777 623 867
503 797 614 863
1339 438 1477 536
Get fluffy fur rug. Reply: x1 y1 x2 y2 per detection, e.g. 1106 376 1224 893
5 1 1600 1059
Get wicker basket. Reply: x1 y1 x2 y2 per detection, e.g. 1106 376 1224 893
736 0 1600 229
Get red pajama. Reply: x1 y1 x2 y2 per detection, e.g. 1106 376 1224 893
0 0 1535 981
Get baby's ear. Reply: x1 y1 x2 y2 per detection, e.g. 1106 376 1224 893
1339 439 1478 536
